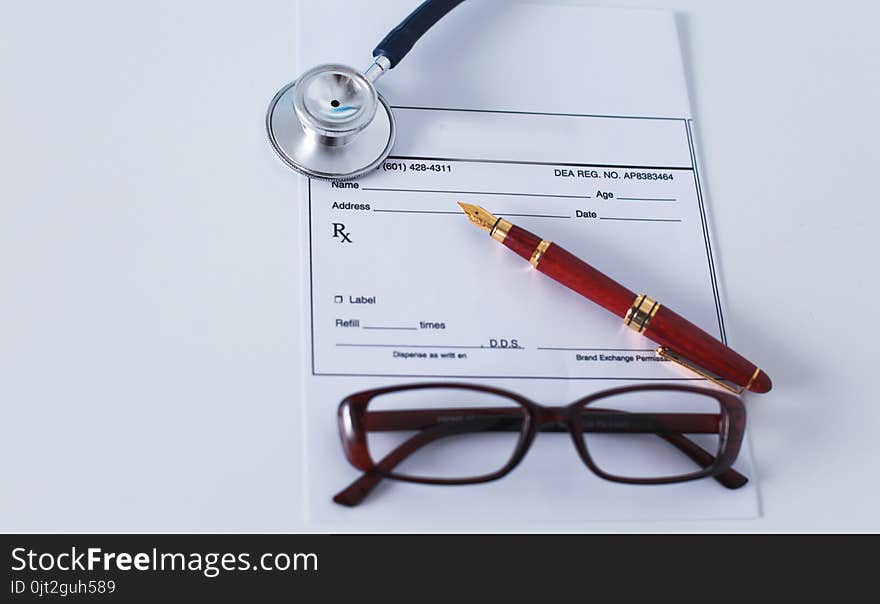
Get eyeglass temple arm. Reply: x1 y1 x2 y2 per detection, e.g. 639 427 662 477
335 408 745 506
379 408 746 484
333 419 498 507
369 408 746 489
370 408 721 434
371 408 746 486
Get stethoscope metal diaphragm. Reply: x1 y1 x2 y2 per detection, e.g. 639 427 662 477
266 0 466 180
266 63 396 180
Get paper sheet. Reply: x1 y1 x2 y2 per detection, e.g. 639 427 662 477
294 0 759 529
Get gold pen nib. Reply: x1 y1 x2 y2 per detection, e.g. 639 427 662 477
457 202 498 232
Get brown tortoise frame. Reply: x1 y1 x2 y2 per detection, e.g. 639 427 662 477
333 382 747 506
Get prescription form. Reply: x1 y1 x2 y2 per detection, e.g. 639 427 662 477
293 0 759 528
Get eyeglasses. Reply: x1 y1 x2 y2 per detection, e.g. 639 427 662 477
333 383 747 506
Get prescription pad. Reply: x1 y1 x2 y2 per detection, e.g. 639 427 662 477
293 0 760 528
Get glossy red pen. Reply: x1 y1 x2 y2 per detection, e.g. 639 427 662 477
458 202 771 394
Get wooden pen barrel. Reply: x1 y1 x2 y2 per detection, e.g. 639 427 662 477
501 224 771 394
534 239 636 317
503 224 635 316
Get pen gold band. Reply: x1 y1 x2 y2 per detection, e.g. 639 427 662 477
490 219 512 243
529 240 552 267
624 294 660 334
743 367 762 392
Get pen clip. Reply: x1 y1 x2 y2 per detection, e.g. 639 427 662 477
656 346 746 394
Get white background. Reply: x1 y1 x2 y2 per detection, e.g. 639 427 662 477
1 0 878 532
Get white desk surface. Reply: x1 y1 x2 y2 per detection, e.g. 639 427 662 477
1 0 878 532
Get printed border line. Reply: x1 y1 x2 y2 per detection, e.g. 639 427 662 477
392 105 689 123
685 120 727 343
310 373 706 382
308 178 316 375
387 155 693 172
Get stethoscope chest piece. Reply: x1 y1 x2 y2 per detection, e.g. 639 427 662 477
266 0 466 180
266 63 395 180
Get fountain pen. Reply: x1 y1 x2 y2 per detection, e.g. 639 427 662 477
458 202 771 394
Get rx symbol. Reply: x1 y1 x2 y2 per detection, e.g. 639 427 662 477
332 223 352 243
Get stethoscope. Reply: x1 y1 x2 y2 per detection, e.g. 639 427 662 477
266 0 465 180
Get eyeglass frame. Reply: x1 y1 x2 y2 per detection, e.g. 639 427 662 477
334 382 747 506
